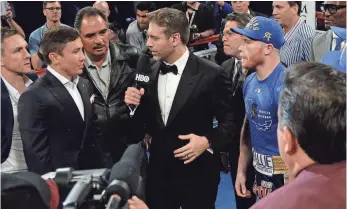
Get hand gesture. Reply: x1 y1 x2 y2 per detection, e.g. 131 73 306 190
174 134 210 164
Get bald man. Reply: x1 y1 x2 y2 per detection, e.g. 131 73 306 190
93 1 110 20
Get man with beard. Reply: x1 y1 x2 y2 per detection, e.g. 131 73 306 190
126 2 156 50
221 12 257 209
29 1 69 70
310 1 346 62
231 16 288 200
74 7 143 167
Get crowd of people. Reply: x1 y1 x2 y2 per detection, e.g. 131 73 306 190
1 1 346 209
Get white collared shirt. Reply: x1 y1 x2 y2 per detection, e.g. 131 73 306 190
158 47 190 125
1 77 32 173
47 66 85 120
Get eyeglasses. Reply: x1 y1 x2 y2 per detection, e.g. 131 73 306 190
45 7 61 11
320 4 346 14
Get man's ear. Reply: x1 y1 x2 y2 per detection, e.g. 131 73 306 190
283 126 297 155
172 33 181 47
48 52 60 65
264 44 274 56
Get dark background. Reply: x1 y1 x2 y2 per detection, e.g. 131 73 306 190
4 1 323 42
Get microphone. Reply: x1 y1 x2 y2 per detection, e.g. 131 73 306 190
128 54 152 117
103 144 146 208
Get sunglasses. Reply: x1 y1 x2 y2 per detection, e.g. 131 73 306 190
320 4 346 14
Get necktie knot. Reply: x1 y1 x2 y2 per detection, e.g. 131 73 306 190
160 62 178 75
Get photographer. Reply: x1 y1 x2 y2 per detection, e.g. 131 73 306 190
172 1 215 50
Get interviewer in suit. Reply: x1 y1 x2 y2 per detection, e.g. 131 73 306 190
125 8 235 209
18 27 103 175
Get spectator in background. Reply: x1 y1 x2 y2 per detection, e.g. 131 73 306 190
231 1 267 17
250 62 346 209
29 1 69 71
1 3 25 39
321 26 346 73
206 1 233 34
273 1 315 66
310 1 346 62
93 1 123 44
1 28 36 171
126 2 156 50
172 1 215 50
93 1 110 19
221 12 256 209
74 7 142 167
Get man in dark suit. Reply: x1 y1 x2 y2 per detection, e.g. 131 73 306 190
1 28 36 170
18 27 103 175
221 13 256 209
125 8 235 209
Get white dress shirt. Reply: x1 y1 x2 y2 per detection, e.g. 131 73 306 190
47 66 85 120
158 47 190 125
157 48 213 154
1 77 32 173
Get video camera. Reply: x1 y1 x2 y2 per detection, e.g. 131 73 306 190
41 144 146 209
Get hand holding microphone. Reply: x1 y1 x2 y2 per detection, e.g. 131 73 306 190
126 54 151 117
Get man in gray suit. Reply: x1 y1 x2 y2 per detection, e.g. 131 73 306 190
310 1 346 62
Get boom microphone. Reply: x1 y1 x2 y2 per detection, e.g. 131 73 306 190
103 144 146 208
128 54 152 117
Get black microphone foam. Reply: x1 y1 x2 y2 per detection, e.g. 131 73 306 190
134 54 152 90
104 144 145 205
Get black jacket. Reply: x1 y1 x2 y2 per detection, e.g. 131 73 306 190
80 42 143 162
1 73 37 163
18 71 102 175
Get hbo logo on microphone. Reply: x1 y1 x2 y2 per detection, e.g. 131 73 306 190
135 74 149 82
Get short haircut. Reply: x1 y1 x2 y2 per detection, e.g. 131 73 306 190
136 2 156 13
74 6 107 32
279 62 346 164
147 8 190 45
223 12 253 29
288 1 302 16
39 27 80 64
42 1 60 9
1 27 19 54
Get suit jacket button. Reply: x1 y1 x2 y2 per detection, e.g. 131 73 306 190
68 129 71 131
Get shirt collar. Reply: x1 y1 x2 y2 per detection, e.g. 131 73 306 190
84 50 111 69
2 76 33 100
333 32 338 39
284 19 303 41
164 47 190 75
47 65 79 88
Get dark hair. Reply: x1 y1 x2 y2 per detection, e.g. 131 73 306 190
42 1 60 9
279 62 346 164
39 27 80 64
223 12 253 29
288 1 302 16
74 6 107 32
135 2 156 13
147 8 190 45
1 27 19 54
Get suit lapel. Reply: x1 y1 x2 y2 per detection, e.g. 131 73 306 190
149 61 165 129
317 30 333 62
43 71 84 123
166 53 202 127
77 79 91 148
